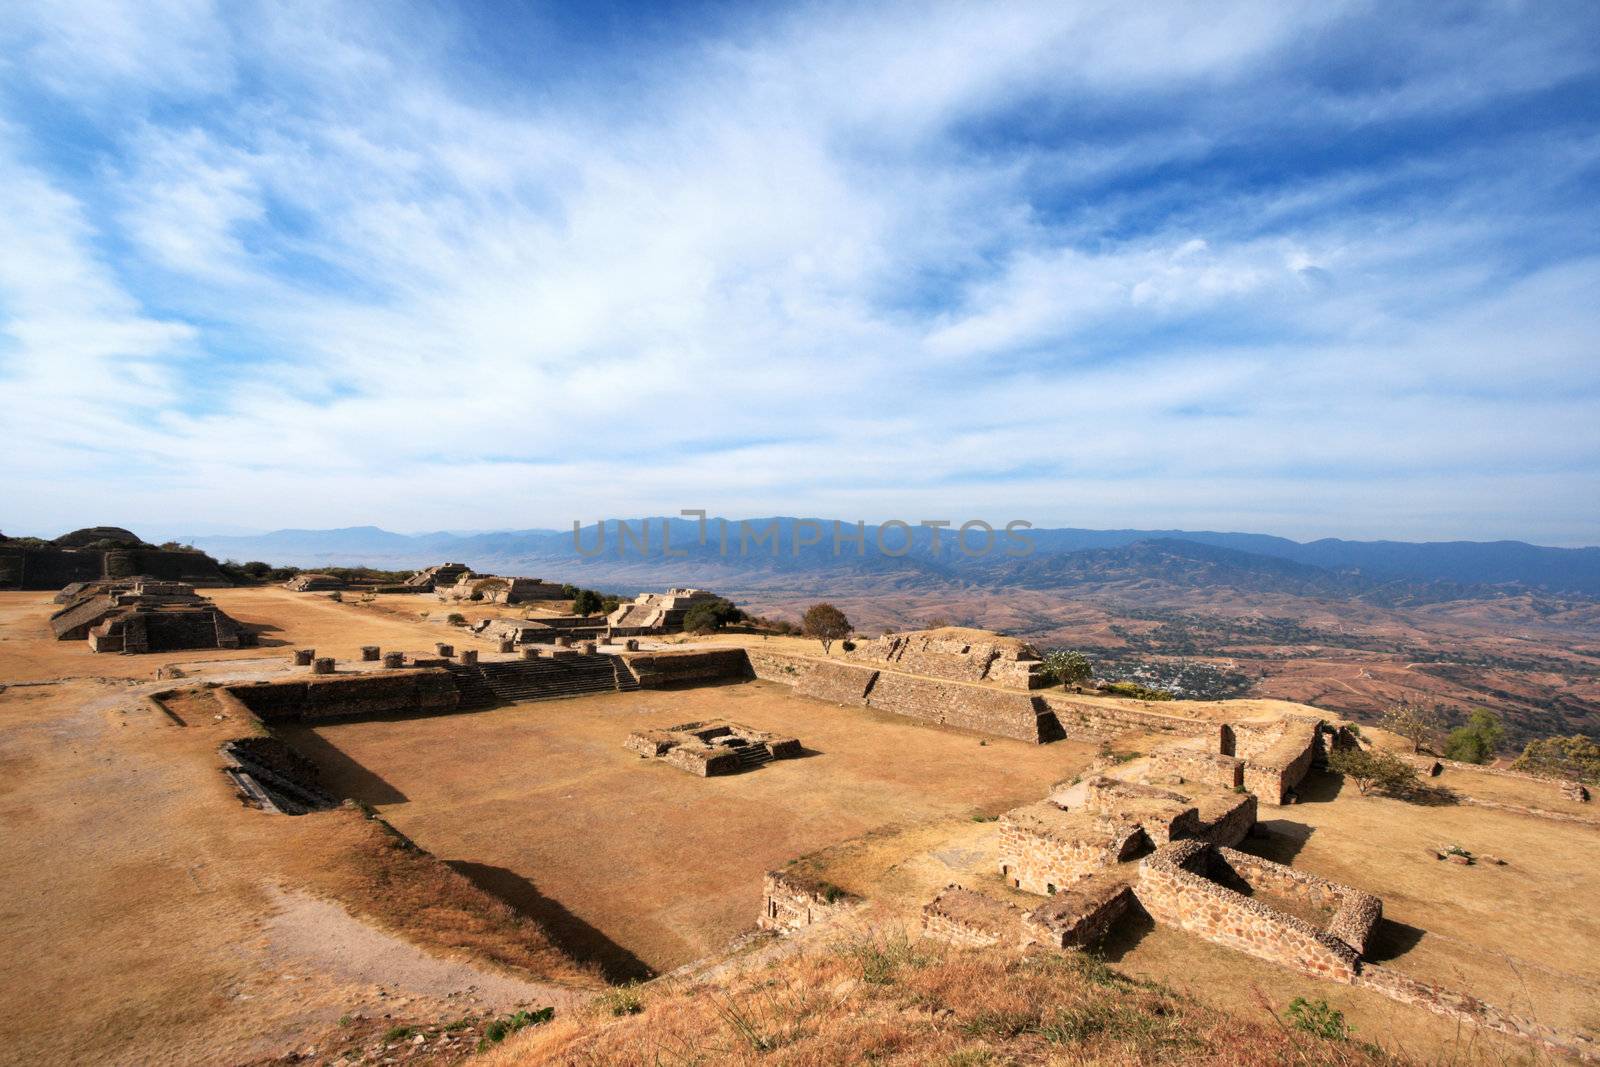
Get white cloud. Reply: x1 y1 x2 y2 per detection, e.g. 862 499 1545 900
0 1 1595 543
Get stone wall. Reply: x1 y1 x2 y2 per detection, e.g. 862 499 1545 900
1149 748 1244 791
999 802 1147 894
758 870 858 933
843 629 1046 689
1355 963 1599 1063
1193 791 1257 847
1023 874 1135 949
865 673 1058 742
745 648 812 683
621 648 753 688
1044 696 1217 743
794 661 878 705
221 670 460 723
746 649 1060 742
921 885 1024 947
1228 718 1322 805
1134 841 1360 982
1216 848 1381 956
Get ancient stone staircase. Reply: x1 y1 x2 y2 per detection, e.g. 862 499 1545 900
730 740 774 770
447 656 641 709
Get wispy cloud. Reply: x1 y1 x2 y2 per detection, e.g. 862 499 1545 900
0 0 1596 543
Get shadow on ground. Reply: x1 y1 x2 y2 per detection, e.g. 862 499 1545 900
447 861 653 984
1295 768 1344 803
278 727 409 805
1363 917 1427 962
1094 905 1157 963
1239 820 1316 864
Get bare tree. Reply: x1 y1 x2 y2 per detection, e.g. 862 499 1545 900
1380 701 1445 753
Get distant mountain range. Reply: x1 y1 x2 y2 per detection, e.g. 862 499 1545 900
175 519 1600 600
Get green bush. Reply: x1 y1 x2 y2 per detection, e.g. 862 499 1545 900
478 1007 555 1050
1327 747 1416 797
1441 708 1504 764
683 597 744 634
1512 734 1600 783
1286 997 1349 1040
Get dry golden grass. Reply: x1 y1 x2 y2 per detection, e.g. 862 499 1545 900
282 805 602 989
482 936 1404 1066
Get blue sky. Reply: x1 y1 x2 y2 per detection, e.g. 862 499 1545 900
1 1 1597 544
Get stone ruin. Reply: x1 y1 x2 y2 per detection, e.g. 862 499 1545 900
625 719 802 776
49 578 252 653
283 573 346 592
606 588 724 635
1 527 229 591
844 627 1049 690
908 725 1392 991
474 614 607 645
434 572 568 605
403 562 471 592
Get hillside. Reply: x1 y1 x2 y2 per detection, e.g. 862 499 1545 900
478 936 1400 1066
172 519 1600 596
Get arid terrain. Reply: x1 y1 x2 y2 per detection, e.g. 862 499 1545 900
3 584 1598 1065
735 582 1600 747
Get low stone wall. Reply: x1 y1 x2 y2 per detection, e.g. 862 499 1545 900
1135 841 1359 982
999 802 1146 894
1044 697 1216 743
921 885 1024 947
621 648 753 688
1149 748 1244 791
844 630 1046 690
748 649 1059 742
745 648 812 682
1355 963 1599 1063
1194 791 1257 848
220 670 460 723
759 870 858 933
1217 848 1381 956
1239 720 1321 805
1023 874 1135 949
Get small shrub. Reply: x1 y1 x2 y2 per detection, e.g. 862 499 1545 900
1286 997 1349 1040
840 639 856 652
445 612 467 626
605 983 644 1016
1327 747 1416 797
1041 649 1093 687
847 934 928 985
383 1025 417 1041
477 1007 554 1050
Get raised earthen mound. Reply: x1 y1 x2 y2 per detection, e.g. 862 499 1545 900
52 526 143 548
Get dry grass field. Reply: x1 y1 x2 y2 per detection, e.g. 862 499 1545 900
279 681 1099 979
